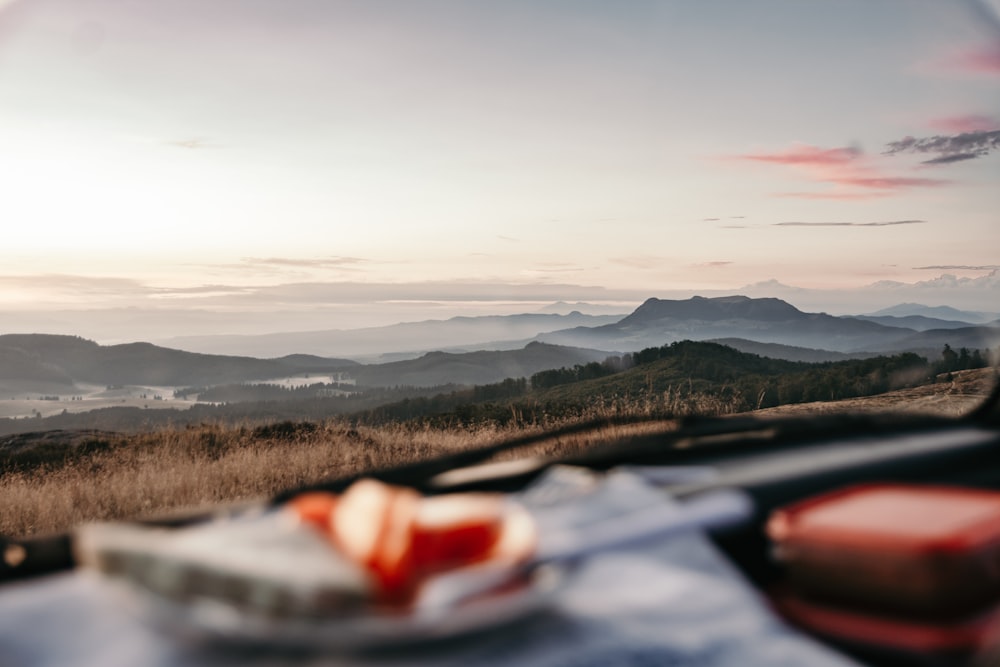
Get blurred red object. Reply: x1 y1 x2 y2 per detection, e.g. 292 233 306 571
288 480 535 604
769 586 1000 659
767 483 1000 618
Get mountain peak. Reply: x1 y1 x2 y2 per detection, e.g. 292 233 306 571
621 295 804 326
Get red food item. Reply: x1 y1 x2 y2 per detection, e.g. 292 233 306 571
287 492 339 532
770 586 1000 658
287 480 537 605
330 479 421 601
411 494 506 572
768 483 1000 617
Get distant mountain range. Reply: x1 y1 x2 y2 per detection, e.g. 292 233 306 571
851 315 975 331
3 297 998 397
349 342 609 387
0 334 611 391
533 296 1000 355
158 312 623 360
155 298 1000 363
865 303 1000 324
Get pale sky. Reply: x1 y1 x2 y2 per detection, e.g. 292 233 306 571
0 0 998 330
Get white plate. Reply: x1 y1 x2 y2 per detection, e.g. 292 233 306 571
134 563 567 650
76 512 567 651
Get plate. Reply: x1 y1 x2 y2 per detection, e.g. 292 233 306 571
75 510 568 650
136 563 567 650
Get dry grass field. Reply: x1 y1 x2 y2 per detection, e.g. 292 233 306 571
0 417 679 538
1 368 994 539
751 367 997 418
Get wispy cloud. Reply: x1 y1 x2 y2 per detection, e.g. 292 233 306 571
773 191 889 201
524 262 585 275
197 256 372 278
928 114 1000 133
0 273 160 307
914 264 1000 271
951 45 1000 75
774 220 926 228
609 255 670 270
701 217 721 222
150 284 255 296
0 274 146 295
165 137 217 150
697 261 733 267
234 281 643 305
739 144 861 167
884 130 1000 165
732 143 949 199
240 256 368 269
830 176 948 187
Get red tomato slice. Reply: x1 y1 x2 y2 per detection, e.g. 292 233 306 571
287 492 338 533
329 479 421 601
297 479 538 605
370 487 420 602
411 494 505 571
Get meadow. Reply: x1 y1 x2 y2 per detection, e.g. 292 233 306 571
0 412 676 538
1 367 993 539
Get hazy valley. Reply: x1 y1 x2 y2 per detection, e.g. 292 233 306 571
1 295 997 433
2 292 999 537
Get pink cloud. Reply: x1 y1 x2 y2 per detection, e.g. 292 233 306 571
928 114 1000 133
732 143 950 199
952 45 1000 75
774 191 892 201
832 176 949 189
739 145 861 167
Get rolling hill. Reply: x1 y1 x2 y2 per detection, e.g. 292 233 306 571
0 334 614 397
868 303 1000 324
850 314 976 331
157 312 623 359
357 340 947 426
349 342 610 387
0 334 357 388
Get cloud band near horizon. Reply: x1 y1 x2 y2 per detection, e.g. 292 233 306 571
774 220 926 227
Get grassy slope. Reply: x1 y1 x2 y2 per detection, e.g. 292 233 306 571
2 368 994 538
3 338 994 537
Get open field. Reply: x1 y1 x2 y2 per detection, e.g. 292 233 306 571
751 367 996 418
0 383 198 420
0 372 350 420
1 368 995 539
0 417 676 538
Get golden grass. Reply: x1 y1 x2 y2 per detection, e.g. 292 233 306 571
4 372 990 539
0 422 477 537
0 415 685 538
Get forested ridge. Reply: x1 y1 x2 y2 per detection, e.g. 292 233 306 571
1 341 993 435
355 340 994 426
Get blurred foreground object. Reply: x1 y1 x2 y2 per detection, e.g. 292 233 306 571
769 483 1000 661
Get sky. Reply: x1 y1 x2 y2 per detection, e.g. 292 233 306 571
0 0 998 337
